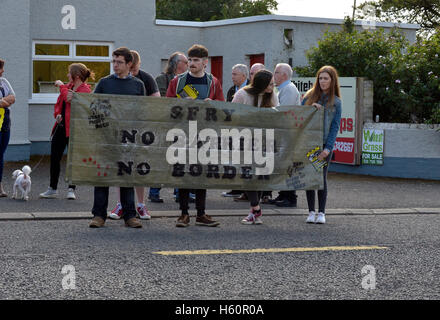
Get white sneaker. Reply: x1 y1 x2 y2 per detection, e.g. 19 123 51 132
306 211 316 224
67 188 76 200
316 212 326 224
39 187 58 199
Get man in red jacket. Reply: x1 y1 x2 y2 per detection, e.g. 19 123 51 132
166 44 224 102
166 44 224 228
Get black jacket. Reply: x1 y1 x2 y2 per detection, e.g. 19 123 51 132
227 79 250 102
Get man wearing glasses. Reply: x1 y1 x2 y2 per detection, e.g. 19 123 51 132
89 47 146 229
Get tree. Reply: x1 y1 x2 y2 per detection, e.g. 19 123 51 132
156 0 278 21
295 21 440 123
357 0 440 34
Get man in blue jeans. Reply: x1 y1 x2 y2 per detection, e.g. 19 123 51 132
89 47 146 228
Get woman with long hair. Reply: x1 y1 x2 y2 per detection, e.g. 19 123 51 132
232 69 279 225
40 63 94 200
302 65 342 224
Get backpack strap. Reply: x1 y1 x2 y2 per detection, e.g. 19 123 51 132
176 71 189 95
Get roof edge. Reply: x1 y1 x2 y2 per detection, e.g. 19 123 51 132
156 14 420 30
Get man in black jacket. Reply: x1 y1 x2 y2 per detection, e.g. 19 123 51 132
226 64 249 102
223 64 251 198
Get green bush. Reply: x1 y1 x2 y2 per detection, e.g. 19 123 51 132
295 22 440 124
399 33 440 123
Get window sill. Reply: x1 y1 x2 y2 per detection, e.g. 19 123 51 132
28 95 58 105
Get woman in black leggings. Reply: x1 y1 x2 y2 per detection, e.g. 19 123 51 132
302 66 342 224
39 63 93 200
231 69 279 225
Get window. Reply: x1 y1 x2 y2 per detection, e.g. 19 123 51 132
283 29 293 48
32 41 113 97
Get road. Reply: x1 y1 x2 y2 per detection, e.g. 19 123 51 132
1 157 439 305
0 214 438 300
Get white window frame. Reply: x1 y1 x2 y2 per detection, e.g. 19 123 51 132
30 40 113 104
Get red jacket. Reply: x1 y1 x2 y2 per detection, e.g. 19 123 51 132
52 82 91 137
166 71 224 101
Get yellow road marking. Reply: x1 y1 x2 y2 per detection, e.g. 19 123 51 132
153 245 389 256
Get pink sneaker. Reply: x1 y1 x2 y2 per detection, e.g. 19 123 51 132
253 209 263 225
241 212 256 225
137 204 151 220
109 203 123 220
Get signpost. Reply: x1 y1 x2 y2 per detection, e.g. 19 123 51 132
291 77 364 165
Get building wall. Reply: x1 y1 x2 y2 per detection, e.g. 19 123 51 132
330 123 440 180
1 0 31 161
3 0 421 167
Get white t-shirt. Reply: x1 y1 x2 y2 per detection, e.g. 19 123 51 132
0 77 15 98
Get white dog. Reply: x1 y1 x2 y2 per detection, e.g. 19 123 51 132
12 165 32 201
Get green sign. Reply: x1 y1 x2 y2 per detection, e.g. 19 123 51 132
362 129 384 165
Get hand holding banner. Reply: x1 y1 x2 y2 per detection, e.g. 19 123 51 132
66 93 324 191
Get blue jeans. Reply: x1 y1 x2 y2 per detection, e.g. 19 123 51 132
149 187 161 197
92 186 136 221
0 130 11 183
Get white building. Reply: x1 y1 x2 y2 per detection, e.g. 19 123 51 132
1 0 419 161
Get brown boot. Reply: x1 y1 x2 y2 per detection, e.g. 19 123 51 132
196 214 220 227
176 214 190 227
125 217 142 228
89 216 105 228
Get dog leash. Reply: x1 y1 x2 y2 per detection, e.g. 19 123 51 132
31 122 62 172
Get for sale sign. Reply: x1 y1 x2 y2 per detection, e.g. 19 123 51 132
361 129 384 165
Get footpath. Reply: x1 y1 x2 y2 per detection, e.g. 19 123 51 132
1 156 439 221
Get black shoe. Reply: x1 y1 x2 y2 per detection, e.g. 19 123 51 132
268 195 284 205
261 195 272 204
222 190 242 197
233 193 248 202
148 194 164 203
275 199 297 208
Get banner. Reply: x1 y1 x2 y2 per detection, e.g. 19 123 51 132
66 93 325 190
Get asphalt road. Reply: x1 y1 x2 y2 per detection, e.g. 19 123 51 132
0 214 438 300
1 156 439 304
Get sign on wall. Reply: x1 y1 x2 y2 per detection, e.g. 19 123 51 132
361 129 384 165
292 77 360 165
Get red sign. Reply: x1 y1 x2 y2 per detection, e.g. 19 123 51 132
332 137 355 164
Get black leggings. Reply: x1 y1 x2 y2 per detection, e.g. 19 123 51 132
306 153 331 213
50 124 75 190
246 191 263 207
